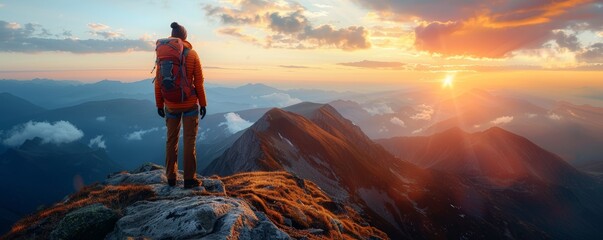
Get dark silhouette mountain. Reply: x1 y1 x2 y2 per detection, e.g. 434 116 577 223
203 102 603 239
0 138 121 233
0 93 46 127
0 79 154 109
4 163 387 239
423 90 603 166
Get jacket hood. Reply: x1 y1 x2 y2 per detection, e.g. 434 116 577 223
183 40 193 49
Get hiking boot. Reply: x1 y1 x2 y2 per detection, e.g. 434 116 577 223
184 178 202 189
167 179 176 187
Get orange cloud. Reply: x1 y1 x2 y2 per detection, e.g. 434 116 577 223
353 0 601 58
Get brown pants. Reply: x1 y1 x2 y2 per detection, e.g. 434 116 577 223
165 107 199 181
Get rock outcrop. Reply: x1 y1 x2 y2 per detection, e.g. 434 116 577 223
3 163 387 239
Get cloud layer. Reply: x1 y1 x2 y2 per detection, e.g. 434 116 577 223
219 112 254 134
490 116 514 125
0 20 153 53
125 127 159 141
363 103 394 116
410 104 434 121
259 93 302 107
88 135 106 149
3 121 84 146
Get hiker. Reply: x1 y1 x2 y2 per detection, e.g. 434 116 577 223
154 22 207 189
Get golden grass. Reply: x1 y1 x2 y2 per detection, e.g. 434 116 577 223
4 171 388 240
3 184 155 240
221 171 388 240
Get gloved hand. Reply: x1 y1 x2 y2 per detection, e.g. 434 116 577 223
158 108 165 118
200 106 206 119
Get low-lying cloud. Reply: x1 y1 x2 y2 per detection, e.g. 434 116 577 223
490 116 514 125
219 112 254 134
88 135 106 149
390 117 406 128
363 103 394 116
259 93 302 107
410 104 434 121
548 113 563 120
125 127 159 141
3 120 84 146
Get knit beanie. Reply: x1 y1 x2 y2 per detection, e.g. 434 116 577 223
170 22 187 40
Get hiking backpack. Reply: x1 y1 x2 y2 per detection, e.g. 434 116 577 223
154 37 194 102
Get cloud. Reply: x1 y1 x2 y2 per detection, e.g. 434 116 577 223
390 117 406 128
338 60 405 69
88 135 106 149
576 43 603 63
3 121 84 147
490 116 514 125
217 27 261 45
363 103 394 116
205 1 370 50
87 23 110 31
259 93 302 107
411 128 424 134
125 127 159 141
219 112 253 134
553 31 581 51
352 0 602 58
269 10 308 34
378 126 389 133
548 113 563 120
279 65 311 69
0 20 153 53
526 113 538 118
96 116 106 122
410 104 434 120
314 4 332 8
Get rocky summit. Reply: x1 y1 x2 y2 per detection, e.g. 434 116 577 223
3 163 386 240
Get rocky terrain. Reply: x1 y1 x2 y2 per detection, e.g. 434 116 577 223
3 163 386 239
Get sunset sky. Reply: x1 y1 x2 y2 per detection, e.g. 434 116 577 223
0 0 602 91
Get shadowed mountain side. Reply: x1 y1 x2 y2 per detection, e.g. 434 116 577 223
0 138 121 234
0 93 46 127
4 163 387 239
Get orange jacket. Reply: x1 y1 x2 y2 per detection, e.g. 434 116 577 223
154 40 207 110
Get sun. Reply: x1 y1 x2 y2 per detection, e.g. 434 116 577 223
442 74 454 88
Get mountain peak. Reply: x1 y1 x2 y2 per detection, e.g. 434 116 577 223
379 126 585 186
4 164 387 239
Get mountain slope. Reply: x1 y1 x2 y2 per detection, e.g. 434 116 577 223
0 138 121 234
0 93 46 128
377 127 589 187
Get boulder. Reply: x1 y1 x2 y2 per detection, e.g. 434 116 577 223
106 196 290 240
50 203 119 240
